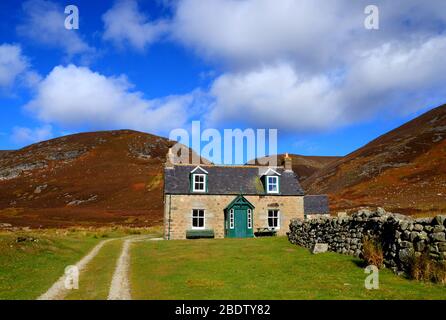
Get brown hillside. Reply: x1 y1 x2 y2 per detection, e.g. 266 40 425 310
0 130 189 228
303 104 446 216
253 154 339 183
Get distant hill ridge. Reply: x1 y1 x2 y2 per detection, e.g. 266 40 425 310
253 154 340 182
303 104 446 216
0 130 172 227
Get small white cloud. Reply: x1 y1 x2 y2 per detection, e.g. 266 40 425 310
0 44 29 88
25 64 196 133
17 0 95 61
102 0 169 51
0 43 41 92
11 125 53 145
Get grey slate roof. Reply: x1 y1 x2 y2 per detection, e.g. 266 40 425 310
164 165 304 196
304 195 330 215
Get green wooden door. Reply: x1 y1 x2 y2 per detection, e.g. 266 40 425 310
225 195 254 238
234 207 248 238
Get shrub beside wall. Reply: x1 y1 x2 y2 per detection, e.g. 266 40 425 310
288 208 446 274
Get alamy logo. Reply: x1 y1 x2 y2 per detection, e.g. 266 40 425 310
364 5 379 30
364 265 379 290
169 121 278 167
64 265 79 290
64 5 79 30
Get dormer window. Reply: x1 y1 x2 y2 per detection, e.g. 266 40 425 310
266 176 279 194
190 166 208 193
260 168 281 194
192 174 206 192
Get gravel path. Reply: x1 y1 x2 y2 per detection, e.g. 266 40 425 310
37 238 114 300
107 239 132 300
107 236 163 300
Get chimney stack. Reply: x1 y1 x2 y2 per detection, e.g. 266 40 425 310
284 153 293 172
165 148 174 169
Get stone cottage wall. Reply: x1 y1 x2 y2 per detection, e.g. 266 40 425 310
164 194 304 239
288 208 446 272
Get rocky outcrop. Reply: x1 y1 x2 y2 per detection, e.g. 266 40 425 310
288 208 446 273
0 161 48 181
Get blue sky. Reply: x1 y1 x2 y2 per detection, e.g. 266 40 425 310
1 0 446 159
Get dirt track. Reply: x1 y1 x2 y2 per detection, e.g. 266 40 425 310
38 235 163 300
37 238 115 300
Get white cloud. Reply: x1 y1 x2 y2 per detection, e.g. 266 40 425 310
17 0 95 61
208 64 343 131
166 0 446 131
348 37 446 92
171 0 357 70
11 125 53 144
209 35 446 131
0 44 30 88
25 64 196 133
170 0 446 70
14 0 446 134
0 43 41 92
103 0 169 51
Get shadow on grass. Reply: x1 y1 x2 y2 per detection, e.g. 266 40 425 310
350 256 414 281
351 258 368 269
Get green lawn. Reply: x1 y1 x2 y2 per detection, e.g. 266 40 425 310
0 227 157 300
0 230 101 300
130 237 446 300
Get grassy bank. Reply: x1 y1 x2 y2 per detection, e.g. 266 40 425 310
130 237 445 300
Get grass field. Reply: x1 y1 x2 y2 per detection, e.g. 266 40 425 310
1 230 444 300
130 237 446 300
65 239 124 300
0 230 100 299
0 227 157 300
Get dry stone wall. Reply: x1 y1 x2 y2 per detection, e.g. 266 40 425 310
288 208 446 272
